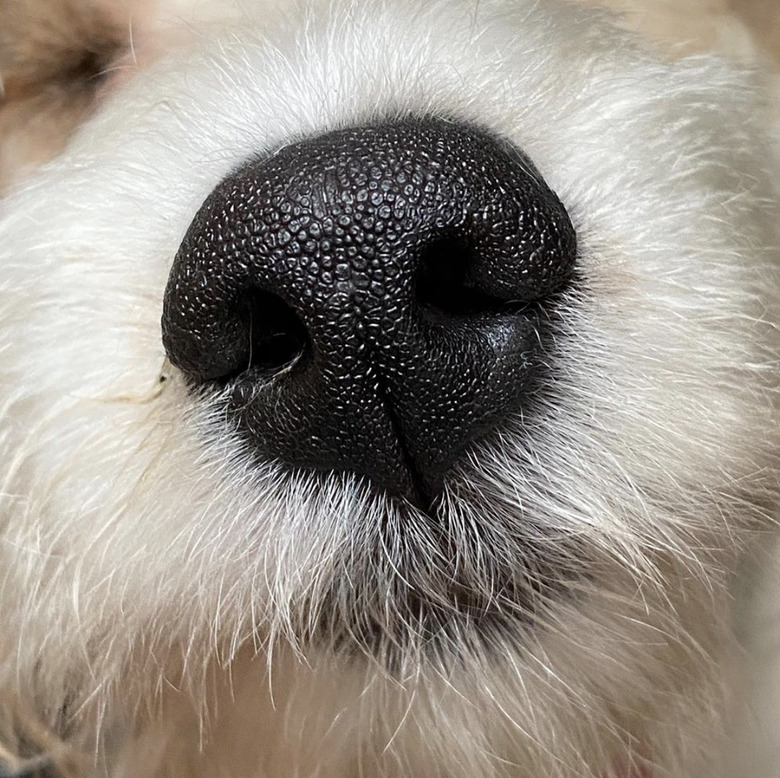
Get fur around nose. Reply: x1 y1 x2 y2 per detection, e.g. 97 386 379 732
162 117 576 501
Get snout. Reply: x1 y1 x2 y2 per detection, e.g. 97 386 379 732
162 117 576 503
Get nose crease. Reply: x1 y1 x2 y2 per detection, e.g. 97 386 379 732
162 117 577 498
371 365 440 512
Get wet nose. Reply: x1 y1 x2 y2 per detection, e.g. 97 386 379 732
162 117 576 504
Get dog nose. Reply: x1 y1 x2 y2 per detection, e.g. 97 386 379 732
162 118 576 503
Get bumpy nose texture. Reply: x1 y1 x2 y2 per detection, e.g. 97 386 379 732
162 118 576 502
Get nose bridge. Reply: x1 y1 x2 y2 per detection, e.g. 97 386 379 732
247 198 422 371
162 117 577 500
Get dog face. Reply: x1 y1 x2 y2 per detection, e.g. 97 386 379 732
1 1 778 776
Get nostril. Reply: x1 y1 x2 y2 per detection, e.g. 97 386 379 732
222 290 309 385
246 290 309 371
416 237 523 317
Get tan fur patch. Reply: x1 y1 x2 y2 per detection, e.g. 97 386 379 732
578 0 779 64
730 0 780 63
0 0 148 190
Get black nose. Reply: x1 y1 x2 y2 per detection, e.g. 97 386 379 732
162 118 576 504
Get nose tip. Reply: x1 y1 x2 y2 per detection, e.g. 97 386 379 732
162 117 576 501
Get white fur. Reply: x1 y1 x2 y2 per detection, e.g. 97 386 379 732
0 1 779 776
